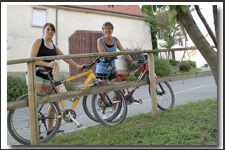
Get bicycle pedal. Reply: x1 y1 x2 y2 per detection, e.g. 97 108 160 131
77 124 82 128
134 99 142 104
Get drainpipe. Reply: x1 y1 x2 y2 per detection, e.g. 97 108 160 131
56 6 58 46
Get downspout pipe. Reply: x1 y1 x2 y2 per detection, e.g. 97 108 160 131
56 6 58 46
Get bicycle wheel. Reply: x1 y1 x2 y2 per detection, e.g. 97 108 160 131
148 82 175 110
82 85 99 122
7 93 62 145
92 86 127 126
141 71 175 110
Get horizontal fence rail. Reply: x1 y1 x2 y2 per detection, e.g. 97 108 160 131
7 71 212 110
7 47 200 65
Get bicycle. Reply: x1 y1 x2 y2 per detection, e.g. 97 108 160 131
88 55 175 126
7 57 127 145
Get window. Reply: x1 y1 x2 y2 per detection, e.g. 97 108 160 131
158 29 163 39
32 8 46 26
178 39 183 46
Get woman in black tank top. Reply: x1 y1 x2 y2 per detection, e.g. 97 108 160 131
29 23 85 134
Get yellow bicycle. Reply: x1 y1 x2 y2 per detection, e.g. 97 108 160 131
7 57 127 145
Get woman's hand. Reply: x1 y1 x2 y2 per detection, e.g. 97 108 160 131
48 61 58 68
131 60 139 67
78 64 85 70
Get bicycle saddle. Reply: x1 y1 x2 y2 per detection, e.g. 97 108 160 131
36 67 52 74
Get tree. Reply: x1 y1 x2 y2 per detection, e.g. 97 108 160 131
194 5 217 48
141 5 217 86
156 10 184 60
143 10 158 56
213 5 217 40
175 7 218 86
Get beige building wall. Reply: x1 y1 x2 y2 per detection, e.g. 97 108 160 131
7 5 152 75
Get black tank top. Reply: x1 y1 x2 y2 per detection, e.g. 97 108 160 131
36 38 57 80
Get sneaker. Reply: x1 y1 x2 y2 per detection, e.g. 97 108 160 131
101 113 107 119
110 110 117 116
110 110 121 120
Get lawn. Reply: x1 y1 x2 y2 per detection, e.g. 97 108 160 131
41 98 217 146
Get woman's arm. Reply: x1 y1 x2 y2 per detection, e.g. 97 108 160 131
55 46 83 70
116 38 137 65
97 38 106 53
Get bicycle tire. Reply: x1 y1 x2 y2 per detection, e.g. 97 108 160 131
7 93 62 145
92 84 127 126
142 72 175 110
82 85 99 122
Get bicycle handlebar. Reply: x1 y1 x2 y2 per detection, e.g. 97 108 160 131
81 54 148 70
81 56 102 70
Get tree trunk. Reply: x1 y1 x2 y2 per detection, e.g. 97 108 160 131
171 51 176 60
176 8 217 86
213 5 217 40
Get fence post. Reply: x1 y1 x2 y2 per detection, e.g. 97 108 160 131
147 53 158 119
27 62 39 145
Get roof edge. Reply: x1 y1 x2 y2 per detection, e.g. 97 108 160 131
45 5 147 20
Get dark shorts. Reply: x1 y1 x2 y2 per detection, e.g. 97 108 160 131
96 73 116 81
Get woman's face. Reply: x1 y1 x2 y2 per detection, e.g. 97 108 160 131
103 25 113 36
43 25 55 39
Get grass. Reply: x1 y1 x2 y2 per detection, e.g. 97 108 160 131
41 98 217 146
169 68 202 76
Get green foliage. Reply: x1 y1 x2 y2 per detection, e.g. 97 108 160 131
7 76 27 102
120 72 137 82
169 59 180 66
204 64 209 67
144 8 158 50
141 5 190 28
154 56 172 77
42 99 217 145
63 82 77 91
56 76 77 91
179 61 191 72
7 75 77 102
188 60 197 68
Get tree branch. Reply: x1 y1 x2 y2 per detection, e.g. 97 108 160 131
194 5 217 48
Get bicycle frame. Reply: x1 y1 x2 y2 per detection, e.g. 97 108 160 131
114 63 149 96
45 69 97 118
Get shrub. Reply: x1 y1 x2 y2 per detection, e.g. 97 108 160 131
7 75 77 102
7 76 27 102
123 45 145 72
64 81 77 91
120 72 137 82
188 60 197 68
204 64 209 67
169 59 180 66
179 61 191 72
56 76 77 91
154 56 172 77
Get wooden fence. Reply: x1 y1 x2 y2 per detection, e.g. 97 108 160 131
7 47 213 145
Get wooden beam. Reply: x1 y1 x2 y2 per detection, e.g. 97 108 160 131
7 71 213 110
148 53 158 119
7 47 200 65
27 62 39 145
